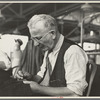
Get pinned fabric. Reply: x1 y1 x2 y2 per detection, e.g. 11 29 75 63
0 50 11 70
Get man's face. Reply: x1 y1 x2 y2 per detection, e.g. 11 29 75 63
29 21 56 52
31 29 56 52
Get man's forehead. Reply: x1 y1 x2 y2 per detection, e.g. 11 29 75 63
31 28 46 37
31 21 48 37
35 21 46 30
31 32 41 37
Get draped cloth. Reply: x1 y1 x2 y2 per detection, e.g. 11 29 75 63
20 40 43 76
0 69 33 96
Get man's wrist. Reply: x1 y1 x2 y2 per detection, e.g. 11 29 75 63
24 74 33 81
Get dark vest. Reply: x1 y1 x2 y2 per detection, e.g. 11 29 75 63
49 38 78 87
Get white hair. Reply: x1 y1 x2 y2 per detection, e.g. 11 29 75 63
27 14 57 34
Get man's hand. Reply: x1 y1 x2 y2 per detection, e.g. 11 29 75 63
16 70 24 80
15 70 33 81
23 72 33 80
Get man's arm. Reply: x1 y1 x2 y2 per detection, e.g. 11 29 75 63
14 70 42 82
33 75 42 83
28 81 79 96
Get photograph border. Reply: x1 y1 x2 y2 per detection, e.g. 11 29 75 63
0 0 100 100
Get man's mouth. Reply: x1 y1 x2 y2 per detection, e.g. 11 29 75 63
39 44 50 51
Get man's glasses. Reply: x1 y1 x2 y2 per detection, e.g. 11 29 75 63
31 30 54 44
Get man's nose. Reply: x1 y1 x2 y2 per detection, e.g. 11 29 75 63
34 41 39 46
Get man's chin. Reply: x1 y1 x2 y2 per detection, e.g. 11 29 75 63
42 49 48 52
42 47 49 52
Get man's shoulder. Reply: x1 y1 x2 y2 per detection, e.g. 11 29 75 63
66 45 84 54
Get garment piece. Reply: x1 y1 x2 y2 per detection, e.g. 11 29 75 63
0 69 12 83
0 79 33 96
0 50 11 70
37 34 88 95
0 34 15 58
0 69 33 96
20 40 43 76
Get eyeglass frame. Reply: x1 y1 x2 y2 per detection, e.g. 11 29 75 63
31 30 55 44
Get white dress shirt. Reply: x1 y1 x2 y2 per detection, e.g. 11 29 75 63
37 34 88 95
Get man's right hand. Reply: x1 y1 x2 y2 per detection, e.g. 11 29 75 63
23 71 33 80
16 70 33 81
16 70 24 80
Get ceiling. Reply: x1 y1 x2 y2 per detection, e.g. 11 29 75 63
0 3 100 43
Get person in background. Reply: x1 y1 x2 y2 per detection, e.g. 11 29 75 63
16 14 88 96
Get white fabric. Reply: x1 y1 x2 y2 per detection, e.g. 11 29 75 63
0 35 22 72
0 50 11 70
0 34 15 58
37 34 88 95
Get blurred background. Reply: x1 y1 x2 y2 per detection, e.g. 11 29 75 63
0 2 100 65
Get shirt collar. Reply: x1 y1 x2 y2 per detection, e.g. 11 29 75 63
52 34 64 53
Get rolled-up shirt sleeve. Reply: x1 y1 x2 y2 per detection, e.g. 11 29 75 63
64 45 88 95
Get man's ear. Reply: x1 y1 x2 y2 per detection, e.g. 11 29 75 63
51 31 56 39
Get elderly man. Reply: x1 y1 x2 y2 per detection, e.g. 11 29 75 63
18 14 88 96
